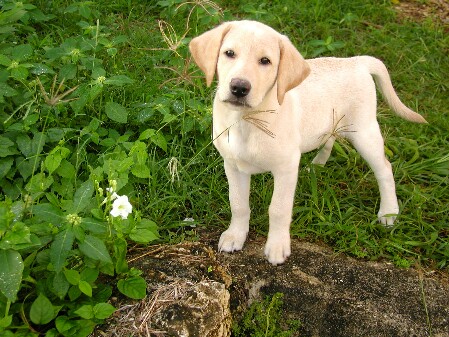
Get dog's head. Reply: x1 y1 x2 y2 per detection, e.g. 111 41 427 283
189 20 310 108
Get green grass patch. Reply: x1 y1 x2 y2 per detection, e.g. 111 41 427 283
0 0 448 335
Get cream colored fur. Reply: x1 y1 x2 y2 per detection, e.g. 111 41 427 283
189 20 427 265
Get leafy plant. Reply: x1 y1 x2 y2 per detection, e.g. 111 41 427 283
232 293 301 337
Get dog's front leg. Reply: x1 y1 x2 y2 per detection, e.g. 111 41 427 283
265 167 299 265
218 160 251 253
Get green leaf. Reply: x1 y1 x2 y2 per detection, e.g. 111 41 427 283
55 316 96 337
78 235 112 264
150 131 167 152
51 229 75 272
25 172 54 194
0 221 31 249
56 159 76 178
0 157 14 179
32 203 64 224
78 280 92 297
104 75 133 86
117 276 146 299
131 163 151 179
74 305 94 319
81 218 108 234
0 314 12 328
30 294 55 325
59 63 77 80
64 269 80 286
0 82 17 100
113 238 128 274
53 272 70 299
0 249 24 301
12 44 33 61
0 136 17 157
45 146 70 174
80 267 99 283
105 102 128 123
93 303 116 319
72 180 94 213
129 220 159 244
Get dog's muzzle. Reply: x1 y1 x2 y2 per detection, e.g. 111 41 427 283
230 78 251 98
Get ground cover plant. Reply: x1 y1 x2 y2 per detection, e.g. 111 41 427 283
0 0 448 335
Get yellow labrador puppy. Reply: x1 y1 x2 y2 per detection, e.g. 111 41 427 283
189 20 427 265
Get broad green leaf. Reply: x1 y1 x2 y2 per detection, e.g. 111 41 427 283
0 314 12 328
45 146 70 174
131 163 150 179
0 136 17 157
0 157 14 179
0 221 30 249
32 203 64 224
138 128 156 140
72 180 94 213
113 238 128 274
55 316 96 337
30 294 55 325
11 44 33 61
11 66 29 80
64 269 80 286
74 305 93 319
56 160 76 178
81 218 107 234
0 82 17 99
53 272 70 299
105 101 128 123
129 220 159 243
117 276 146 299
78 235 112 264
104 75 133 86
78 280 92 297
25 173 54 194
150 131 167 152
80 267 99 283
51 229 75 272
0 249 24 301
93 303 115 319
59 63 77 80
15 134 32 157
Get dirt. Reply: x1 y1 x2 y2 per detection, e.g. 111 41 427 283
395 0 449 28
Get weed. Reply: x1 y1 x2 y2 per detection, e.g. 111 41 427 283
232 292 301 337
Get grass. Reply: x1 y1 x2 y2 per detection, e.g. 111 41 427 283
47 0 449 268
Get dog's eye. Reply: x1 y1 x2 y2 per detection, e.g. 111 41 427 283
225 50 235 58
260 57 271 65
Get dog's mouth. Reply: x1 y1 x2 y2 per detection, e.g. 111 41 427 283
223 97 252 108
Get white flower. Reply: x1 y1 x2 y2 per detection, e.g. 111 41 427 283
110 195 132 219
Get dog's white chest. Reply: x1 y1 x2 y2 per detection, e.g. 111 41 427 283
213 120 273 174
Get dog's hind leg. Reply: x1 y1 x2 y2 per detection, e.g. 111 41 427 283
349 124 399 226
312 136 335 166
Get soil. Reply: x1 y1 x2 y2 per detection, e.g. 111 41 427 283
395 0 449 29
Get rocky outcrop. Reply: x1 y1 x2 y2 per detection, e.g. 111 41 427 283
93 236 449 337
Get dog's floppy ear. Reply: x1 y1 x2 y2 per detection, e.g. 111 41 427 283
277 36 310 105
189 23 232 87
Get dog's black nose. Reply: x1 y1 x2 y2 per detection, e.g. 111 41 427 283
230 78 251 98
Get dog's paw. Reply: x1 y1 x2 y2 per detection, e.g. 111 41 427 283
218 229 248 253
378 208 399 227
264 234 291 265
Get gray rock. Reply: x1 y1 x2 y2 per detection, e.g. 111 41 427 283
93 237 449 337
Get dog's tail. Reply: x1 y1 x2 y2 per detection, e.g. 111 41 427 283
362 56 427 123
